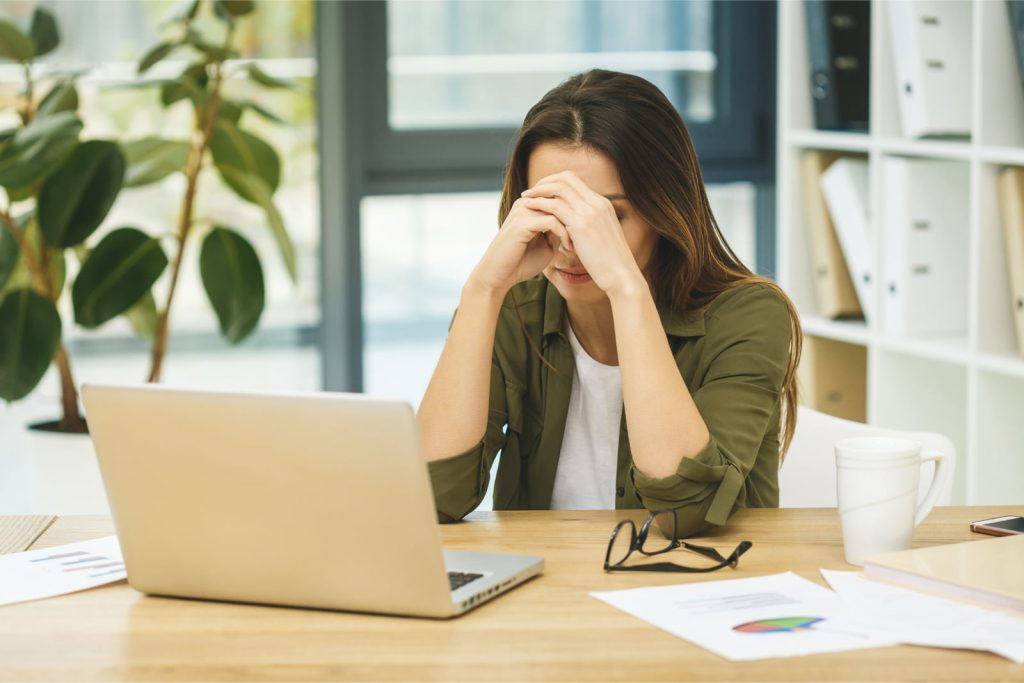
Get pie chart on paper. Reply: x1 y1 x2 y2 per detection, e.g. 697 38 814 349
733 617 825 634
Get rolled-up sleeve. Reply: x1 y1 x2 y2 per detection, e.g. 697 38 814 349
631 285 791 537
427 359 508 522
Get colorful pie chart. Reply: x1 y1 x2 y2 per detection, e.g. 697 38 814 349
733 617 824 634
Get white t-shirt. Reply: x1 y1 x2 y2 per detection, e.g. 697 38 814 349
549 322 623 510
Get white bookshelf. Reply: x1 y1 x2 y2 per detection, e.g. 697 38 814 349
777 0 1024 505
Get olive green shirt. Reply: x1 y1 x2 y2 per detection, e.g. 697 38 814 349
427 276 792 537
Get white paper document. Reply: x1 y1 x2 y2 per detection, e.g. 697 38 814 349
0 536 126 607
821 570 1024 664
591 572 893 661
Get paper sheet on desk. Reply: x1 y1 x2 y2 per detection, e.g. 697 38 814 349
591 572 894 661
821 570 1024 664
0 535 126 607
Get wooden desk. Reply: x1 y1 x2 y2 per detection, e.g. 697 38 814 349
0 507 1022 682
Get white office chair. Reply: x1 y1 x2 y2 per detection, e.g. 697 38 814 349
778 406 956 508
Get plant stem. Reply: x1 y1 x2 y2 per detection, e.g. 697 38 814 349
146 50 229 383
9 63 84 432
54 344 86 432
0 209 46 293
1 207 85 430
21 62 34 125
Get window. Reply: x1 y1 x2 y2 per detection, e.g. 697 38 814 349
317 1 776 396
0 0 319 392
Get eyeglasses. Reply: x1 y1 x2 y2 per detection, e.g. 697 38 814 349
604 509 752 573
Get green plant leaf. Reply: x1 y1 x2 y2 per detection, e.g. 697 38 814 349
0 20 35 63
117 78 168 91
29 8 59 57
217 167 296 282
123 137 189 187
184 32 236 61
246 63 298 91
4 217 68 298
220 0 255 17
47 247 66 298
38 140 125 248
0 224 18 291
0 287 61 401
6 183 32 202
138 41 178 75
210 118 280 193
200 226 264 343
238 100 287 125
160 62 208 106
216 98 243 124
0 111 82 189
36 80 78 117
72 227 168 328
123 289 158 340
0 214 38 296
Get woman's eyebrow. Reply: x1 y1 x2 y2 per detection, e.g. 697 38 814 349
604 193 627 201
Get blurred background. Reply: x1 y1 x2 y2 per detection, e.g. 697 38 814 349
1 0 774 408
0 0 775 512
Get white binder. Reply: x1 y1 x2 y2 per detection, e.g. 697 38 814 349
880 158 969 337
820 157 873 323
998 167 1024 358
886 1 972 138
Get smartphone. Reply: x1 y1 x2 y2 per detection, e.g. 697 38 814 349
969 515 1024 537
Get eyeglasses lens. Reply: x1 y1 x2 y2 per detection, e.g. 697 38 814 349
639 510 677 554
607 522 636 566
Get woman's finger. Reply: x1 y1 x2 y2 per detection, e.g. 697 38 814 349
522 213 574 252
520 195 575 230
524 172 598 207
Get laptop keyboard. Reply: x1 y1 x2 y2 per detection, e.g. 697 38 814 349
448 571 484 591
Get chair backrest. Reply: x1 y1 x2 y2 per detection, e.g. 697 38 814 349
778 406 957 508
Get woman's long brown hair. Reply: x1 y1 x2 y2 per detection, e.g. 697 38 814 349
498 69 803 459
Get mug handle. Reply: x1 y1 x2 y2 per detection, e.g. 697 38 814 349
914 449 950 526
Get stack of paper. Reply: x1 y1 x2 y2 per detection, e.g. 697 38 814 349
822 570 1024 663
592 570 1024 663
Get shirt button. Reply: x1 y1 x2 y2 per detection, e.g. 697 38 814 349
616 486 625 498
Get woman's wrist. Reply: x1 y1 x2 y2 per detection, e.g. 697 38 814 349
462 272 510 306
605 269 651 306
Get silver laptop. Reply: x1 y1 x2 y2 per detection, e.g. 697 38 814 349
82 384 543 618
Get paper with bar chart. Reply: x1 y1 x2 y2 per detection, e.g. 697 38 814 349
0 535 126 607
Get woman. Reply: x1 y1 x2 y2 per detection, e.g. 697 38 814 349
417 70 801 537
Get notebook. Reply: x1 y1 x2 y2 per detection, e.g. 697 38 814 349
863 534 1024 613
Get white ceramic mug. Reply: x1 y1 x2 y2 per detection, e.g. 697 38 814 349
834 436 950 565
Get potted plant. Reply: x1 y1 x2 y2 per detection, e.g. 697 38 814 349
0 0 302 428
0 6 145 434
0 1 303 512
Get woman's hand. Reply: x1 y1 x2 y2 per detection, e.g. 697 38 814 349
466 197 572 296
520 171 646 297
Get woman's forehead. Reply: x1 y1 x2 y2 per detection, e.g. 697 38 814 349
526 143 625 197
